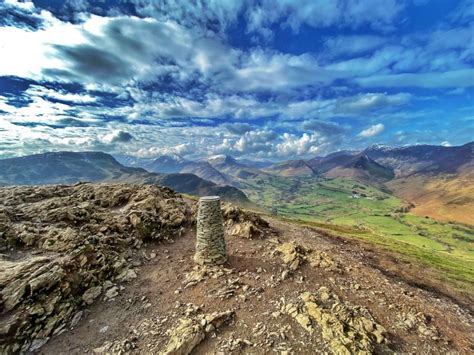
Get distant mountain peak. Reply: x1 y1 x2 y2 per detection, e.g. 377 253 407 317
365 143 396 152
207 154 239 165
153 154 187 164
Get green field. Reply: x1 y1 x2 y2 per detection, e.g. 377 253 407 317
241 176 474 295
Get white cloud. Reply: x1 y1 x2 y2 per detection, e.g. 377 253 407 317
0 0 472 159
323 35 389 57
134 143 195 158
358 123 385 138
0 12 337 93
0 95 74 124
357 69 474 88
246 0 404 35
223 50 334 92
4 0 35 11
25 85 97 104
336 93 411 114
234 130 277 153
275 133 322 157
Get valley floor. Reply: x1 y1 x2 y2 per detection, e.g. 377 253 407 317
41 217 473 354
241 176 474 298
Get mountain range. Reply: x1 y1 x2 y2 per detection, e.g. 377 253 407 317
0 151 250 204
0 141 472 224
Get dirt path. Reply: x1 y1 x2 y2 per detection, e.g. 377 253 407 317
41 217 474 354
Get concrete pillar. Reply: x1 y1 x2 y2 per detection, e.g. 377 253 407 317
194 196 227 265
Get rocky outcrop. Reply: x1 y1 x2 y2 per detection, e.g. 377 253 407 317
160 310 235 355
0 183 193 353
222 204 271 239
283 288 389 354
0 183 274 353
395 309 440 340
273 241 339 271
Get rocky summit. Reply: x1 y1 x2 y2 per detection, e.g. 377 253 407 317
0 183 472 354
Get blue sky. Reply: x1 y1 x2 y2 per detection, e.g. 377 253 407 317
0 0 473 160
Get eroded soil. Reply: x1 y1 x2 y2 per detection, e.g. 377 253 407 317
41 218 473 354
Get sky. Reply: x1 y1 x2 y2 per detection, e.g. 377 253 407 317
0 0 473 160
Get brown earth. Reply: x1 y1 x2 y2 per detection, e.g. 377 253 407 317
41 220 473 354
1 183 473 354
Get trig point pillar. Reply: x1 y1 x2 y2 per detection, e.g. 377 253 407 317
194 196 227 265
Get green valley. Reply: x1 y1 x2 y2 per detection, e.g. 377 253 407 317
241 175 474 295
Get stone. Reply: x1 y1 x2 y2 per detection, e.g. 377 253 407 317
194 196 227 265
283 290 389 354
116 268 137 282
99 325 109 334
274 242 339 272
83 286 102 305
105 286 119 299
70 311 83 328
160 310 234 355
396 310 439 338
222 204 272 239
29 338 49 352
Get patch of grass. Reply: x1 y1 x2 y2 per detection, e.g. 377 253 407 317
241 175 474 294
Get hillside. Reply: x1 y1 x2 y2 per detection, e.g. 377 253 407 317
264 160 317 177
363 142 474 177
363 142 474 224
322 154 394 182
116 154 231 186
0 151 147 185
114 143 474 225
0 152 250 204
207 155 265 181
153 173 250 206
179 161 231 186
386 170 474 225
1 183 472 353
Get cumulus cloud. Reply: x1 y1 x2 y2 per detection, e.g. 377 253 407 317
234 130 277 153
0 12 341 94
203 129 331 159
275 133 322 157
0 0 472 159
101 130 134 144
135 142 195 158
222 123 254 135
358 124 385 138
209 129 277 156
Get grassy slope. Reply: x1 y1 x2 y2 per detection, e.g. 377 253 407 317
241 175 474 295
386 173 474 225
